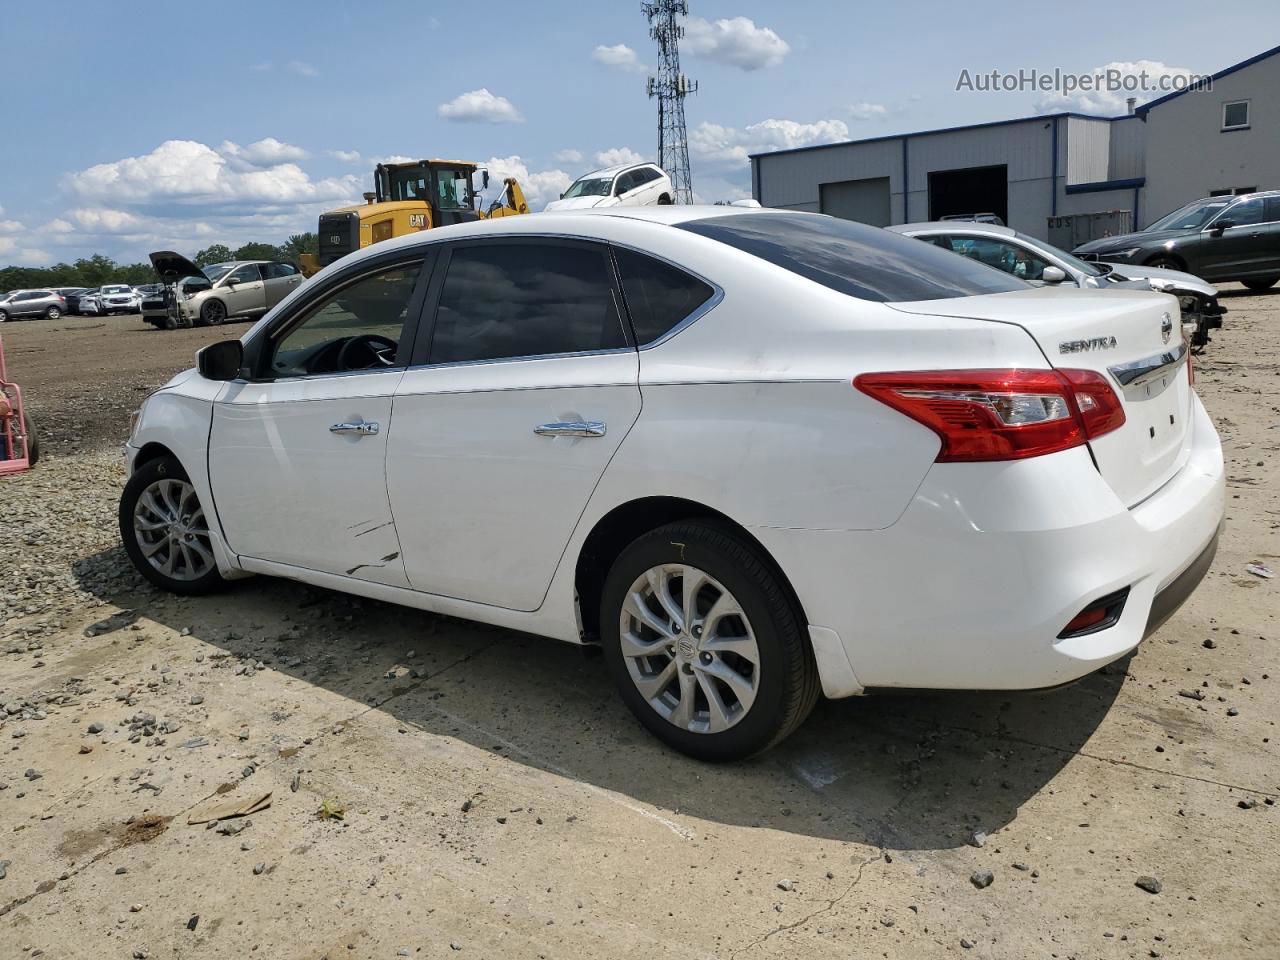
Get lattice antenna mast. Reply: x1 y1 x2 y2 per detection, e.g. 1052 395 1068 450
644 1 697 204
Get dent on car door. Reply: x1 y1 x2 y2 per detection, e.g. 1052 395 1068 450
386 238 642 611
207 256 431 585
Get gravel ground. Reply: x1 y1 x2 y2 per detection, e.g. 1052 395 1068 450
0 288 1277 958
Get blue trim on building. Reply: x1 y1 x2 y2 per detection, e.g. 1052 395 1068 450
1064 177 1146 195
1050 118 1058 216
1135 44 1280 117
748 110 1121 161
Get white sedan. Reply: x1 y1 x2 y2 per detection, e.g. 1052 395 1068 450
120 207 1225 760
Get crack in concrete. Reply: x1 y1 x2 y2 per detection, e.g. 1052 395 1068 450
729 852 883 958
1 638 498 919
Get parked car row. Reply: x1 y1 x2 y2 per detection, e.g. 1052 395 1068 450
0 283 151 321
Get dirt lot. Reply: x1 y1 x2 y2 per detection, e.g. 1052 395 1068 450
1 292 1277 959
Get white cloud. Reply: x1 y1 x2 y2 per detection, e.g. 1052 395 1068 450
846 102 889 121
553 149 584 165
689 118 849 173
683 16 790 71
0 236 51 263
287 60 319 78
592 43 647 74
1034 60 1195 114
438 88 524 124
65 208 148 233
250 61 272 72
0 217 23 234
328 149 362 164
220 137 310 169
374 154 416 166
594 147 646 168
482 155 572 211
65 140 359 208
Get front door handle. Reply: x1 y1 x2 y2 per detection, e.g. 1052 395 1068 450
534 420 607 438
330 421 380 436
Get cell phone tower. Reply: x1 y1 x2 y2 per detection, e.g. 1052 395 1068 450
643 0 697 204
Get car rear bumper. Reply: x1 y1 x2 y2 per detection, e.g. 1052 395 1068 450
753 392 1225 697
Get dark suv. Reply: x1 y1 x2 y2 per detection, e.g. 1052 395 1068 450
1074 190 1280 291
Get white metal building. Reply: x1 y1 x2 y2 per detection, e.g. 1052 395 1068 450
750 44 1280 241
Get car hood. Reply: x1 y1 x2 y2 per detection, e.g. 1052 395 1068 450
543 196 620 211
149 250 204 281
1073 229 1188 254
1104 263 1217 297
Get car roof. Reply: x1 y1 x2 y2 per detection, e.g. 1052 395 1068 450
574 161 661 179
889 221 1018 238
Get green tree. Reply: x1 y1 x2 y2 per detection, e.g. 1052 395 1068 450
279 232 318 266
232 242 281 262
193 244 233 267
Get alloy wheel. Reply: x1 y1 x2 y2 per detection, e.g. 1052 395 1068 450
204 301 226 325
132 478 215 581
619 563 760 734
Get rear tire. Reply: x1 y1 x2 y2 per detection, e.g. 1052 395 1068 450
119 455 226 595
44 306 61 320
657 193 673 205
0 309 7 322
1242 276 1279 291
22 411 38 465
600 520 819 761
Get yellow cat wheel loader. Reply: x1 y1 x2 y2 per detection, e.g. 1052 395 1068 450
302 160 529 275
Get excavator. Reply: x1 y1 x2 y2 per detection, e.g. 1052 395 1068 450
301 159 530 275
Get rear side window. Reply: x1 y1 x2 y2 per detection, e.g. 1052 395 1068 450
678 212 1028 302
614 247 714 345
428 242 628 365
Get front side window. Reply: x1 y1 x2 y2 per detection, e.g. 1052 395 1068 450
1223 100 1250 129
269 261 422 377
228 265 262 285
428 242 628 365
615 247 714 345
678 213 1027 302
1222 197 1264 227
615 172 637 196
434 168 471 209
946 236 1053 281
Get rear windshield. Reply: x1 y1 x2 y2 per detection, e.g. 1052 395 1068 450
678 212 1028 302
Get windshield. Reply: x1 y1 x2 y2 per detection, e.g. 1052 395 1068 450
681 213 1028 302
563 177 612 199
101 285 130 294
1146 198 1232 232
202 263 234 283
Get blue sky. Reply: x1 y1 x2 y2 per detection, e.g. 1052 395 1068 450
2 0 1277 265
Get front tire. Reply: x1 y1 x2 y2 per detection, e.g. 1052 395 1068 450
119 456 226 594
1242 276 1279 291
1145 256 1183 270
201 300 227 325
600 521 819 761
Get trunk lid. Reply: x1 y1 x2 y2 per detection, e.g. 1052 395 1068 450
889 287 1192 507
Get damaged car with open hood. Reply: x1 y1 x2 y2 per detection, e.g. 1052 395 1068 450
142 251 304 329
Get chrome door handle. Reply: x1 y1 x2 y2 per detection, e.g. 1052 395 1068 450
534 420 607 438
330 421 380 436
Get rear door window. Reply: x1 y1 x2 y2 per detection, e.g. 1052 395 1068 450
678 212 1028 302
614 247 714 345
425 241 629 365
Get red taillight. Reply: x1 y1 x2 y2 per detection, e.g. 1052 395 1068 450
854 368 1125 463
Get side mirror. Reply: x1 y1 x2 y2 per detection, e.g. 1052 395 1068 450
1041 265 1068 284
1209 219 1234 236
197 339 243 381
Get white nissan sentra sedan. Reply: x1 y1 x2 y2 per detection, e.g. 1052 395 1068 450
120 207 1225 761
